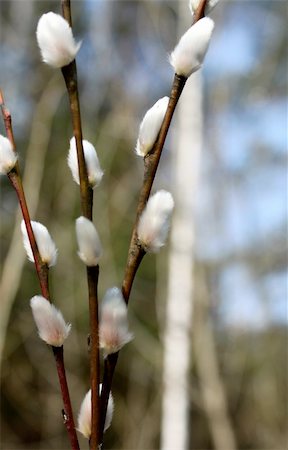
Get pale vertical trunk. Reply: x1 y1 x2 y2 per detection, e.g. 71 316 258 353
194 277 237 450
159 8 203 450
160 50 203 450
160 5 237 449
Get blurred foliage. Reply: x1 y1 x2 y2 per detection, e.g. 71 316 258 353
0 1 287 449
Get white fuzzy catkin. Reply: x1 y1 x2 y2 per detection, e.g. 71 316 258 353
135 97 169 157
137 190 174 253
0 135 17 174
75 216 102 266
77 386 114 438
68 137 103 189
30 295 71 347
21 220 58 267
36 12 81 68
189 0 219 16
170 17 214 77
99 287 133 356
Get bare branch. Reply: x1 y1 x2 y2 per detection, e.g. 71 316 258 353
60 2 100 448
0 91 80 450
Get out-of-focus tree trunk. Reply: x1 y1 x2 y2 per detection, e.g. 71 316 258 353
194 267 237 450
160 4 237 449
160 4 203 444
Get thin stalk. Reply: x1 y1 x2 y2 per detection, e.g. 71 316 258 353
61 61 93 219
122 74 186 304
0 89 16 149
87 265 100 449
61 0 92 220
99 76 186 442
193 0 208 24
53 346 80 450
99 353 118 440
100 0 208 441
7 170 50 300
0 91 49 296
0 92 80 450
61 0 72 25
60 2 100 448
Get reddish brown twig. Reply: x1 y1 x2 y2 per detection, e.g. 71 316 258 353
0 90 16 149
53 346 80 450
60 2 100 448
0 90 50 300
87 265 101 447
61 61 93 219
99 75 186 443
122 74 186 304
99 0 208 442
0 91 80 450
61 1 93 220
7 171 51 300
193 0 208 23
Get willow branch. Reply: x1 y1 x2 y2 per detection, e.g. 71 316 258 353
60 2 100 448
0 91 80 450
61 0 72 25
122 74 186 304
61 1 92 220
99 75 186 450
99 352 118 440
61 61 93 219
193 0 208 23
53 347 81 450
87 265 101 448
0 90 49 300
99 75 186 443
0 90 16 149
100 0 208 442
7 171 50 300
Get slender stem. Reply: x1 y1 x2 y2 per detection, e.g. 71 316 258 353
193 0 207 23
0 89 16 150
60 2 100 448
87 265 100 450
122 74 186 304
62 62 93 219
53 346 80 450
61 1 92 219
100 0 208 439
0 92 80 450
122 248 145 303
61 0 73 26
99 76 186 442
1 92 50 299
99 353 118 442
8 170 50 300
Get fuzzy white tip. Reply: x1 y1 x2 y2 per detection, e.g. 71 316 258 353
36 12 81 68
68 138 103 189
189 0 219 16
75 216 102 266
21 220 58 267
137 190 174 253
99 287 133 356
30 295 71 347
0 135 17 174
77 385 114 438
135 97 169 157
170 17 214 77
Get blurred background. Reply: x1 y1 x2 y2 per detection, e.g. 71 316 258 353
0 1 287 449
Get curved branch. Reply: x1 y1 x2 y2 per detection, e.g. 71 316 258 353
99 0 208 442
0 91 80 450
